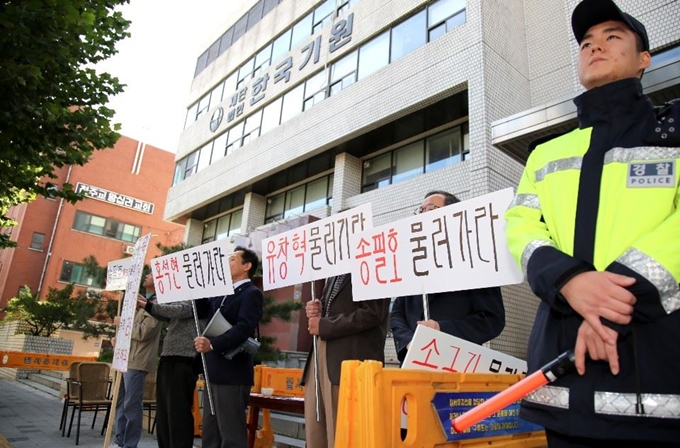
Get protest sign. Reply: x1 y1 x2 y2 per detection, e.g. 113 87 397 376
350 188 522 301
112 233 152 372
106 257 133 291
261 204 372 290
403 325 527 374
153 239 234 304
400 324 527 430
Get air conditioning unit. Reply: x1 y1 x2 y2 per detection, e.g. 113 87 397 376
123 245 135 255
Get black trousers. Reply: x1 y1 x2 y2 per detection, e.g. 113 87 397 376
202 383 250 448
546 429 680 447
156 357 197 448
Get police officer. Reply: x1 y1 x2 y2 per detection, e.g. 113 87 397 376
505 0 680 445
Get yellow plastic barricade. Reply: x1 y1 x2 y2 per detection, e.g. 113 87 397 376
335 360 546 448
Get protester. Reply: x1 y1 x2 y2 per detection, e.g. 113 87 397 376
194 246 263 448
301 273 389 448
391 190 505 364
113 273 161 448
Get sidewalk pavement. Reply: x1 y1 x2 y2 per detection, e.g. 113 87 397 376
0 378 202 448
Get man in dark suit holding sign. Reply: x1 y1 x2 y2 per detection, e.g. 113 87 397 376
194 246 263 448
391 191 506 364
301 273 390 448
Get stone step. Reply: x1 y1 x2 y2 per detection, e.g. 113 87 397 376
27 372 63 393
40 369 66 380
16 377 63 399
273 433 306 448
269 412 305 448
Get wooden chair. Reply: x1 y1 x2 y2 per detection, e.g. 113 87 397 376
142 371 157 434
65 362 112 445
59 362 81 434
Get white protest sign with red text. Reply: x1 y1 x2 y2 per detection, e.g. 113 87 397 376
350 188 522 301
153 239 234 304
261 204 372 291
403 325 527 374
112 233 152 372
399 324 527 429
106 257 132 291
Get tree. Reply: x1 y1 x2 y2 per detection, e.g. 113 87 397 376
0 1 131 248
2 284 115 338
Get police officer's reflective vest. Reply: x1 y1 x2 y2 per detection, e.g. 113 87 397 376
505 78 680 441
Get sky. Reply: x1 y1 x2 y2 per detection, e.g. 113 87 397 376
96 1 248 153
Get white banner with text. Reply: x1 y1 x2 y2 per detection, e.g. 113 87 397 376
349 189 522 301
261 204 373 291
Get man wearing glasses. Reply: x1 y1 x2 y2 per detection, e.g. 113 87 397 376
390 190 506 364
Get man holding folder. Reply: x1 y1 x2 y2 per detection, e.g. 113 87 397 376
194 246 263 448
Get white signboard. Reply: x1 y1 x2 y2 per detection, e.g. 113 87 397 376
261 204 373 291
112 233 152 372
400 325 528 428
154 239 234 304
403 325 527 374
349 189 522 301
106 257 133 291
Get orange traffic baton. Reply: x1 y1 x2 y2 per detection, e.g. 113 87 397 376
452 350 575 433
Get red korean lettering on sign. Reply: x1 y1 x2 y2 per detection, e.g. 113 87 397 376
411 338 440 370
265 237 290 284
441 346 481 373
354 228 402 286
292 230 307 275
154 257 182 294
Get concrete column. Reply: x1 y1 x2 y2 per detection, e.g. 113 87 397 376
241 192 266 233
331 152 362 214
183 218 204 247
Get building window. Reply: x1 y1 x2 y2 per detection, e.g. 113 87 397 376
329 50 357 96
237 56 255 90
253 44 273 78
271 29 292 65
312 0 334 34
73 211 141 243
391 9 427 63
226 121 245 154
197 142 213 173
202 208 243 243
195 94 211 121
303 69 329 111
427 0 466 41
261 97 283 134
30 232 45 250
280 83 305 124
290 12 313 50
265 174 334 223
361 124 469 192
208 82 225 111
59 261 104 288
358 31 389 80
336 0 359 16
212 132 228 164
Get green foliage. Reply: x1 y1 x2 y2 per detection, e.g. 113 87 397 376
156 241 192 255
3 284 116 338
0 0 131 248
255 295 304 364
82 255 107 287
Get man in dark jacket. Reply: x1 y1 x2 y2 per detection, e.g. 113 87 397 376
194 246 263 448
505 0 680 445
391 191 505 364
301 274 389 448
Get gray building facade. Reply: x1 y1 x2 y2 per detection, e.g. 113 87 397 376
165 0 680 359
